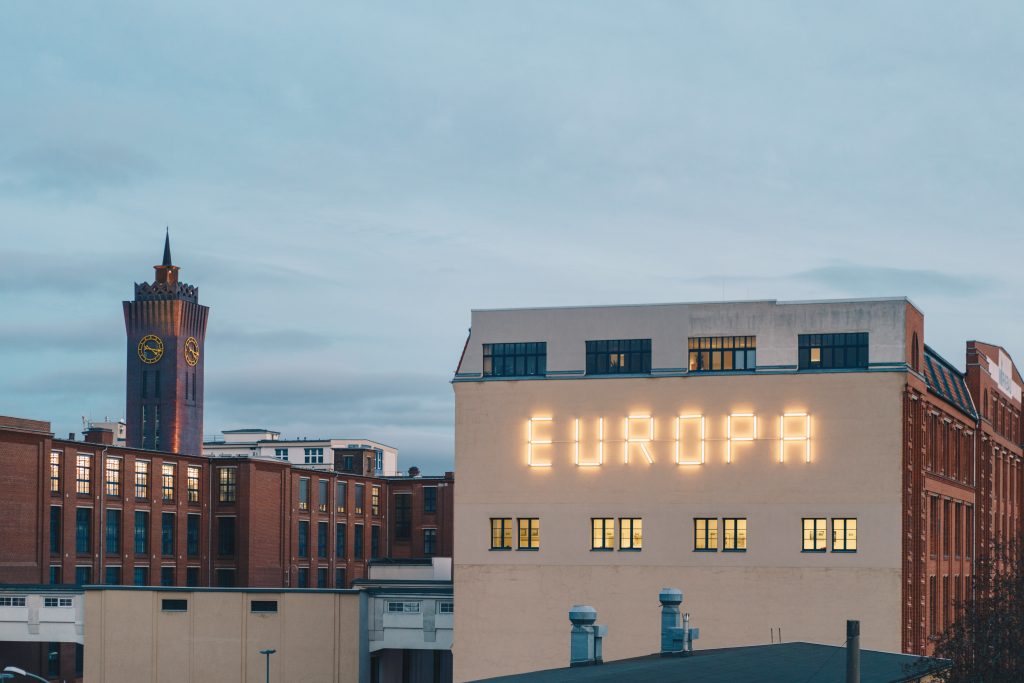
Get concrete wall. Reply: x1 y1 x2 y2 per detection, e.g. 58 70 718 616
85 588 361 682
453 370 906 681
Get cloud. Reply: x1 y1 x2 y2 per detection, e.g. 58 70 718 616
0 142 159 200
793 265 996 298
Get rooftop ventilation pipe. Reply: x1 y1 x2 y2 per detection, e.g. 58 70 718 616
846 620 860 683
569 605 606 667
660 588 699 655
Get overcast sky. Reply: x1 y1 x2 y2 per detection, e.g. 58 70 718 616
1 2 1022 474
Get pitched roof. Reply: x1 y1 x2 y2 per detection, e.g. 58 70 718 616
923 345 977 419
473 642 949 683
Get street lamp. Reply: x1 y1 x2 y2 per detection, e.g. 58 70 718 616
3 667 50 683
258 649 276 683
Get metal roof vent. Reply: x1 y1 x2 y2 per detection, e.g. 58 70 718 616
569 604 606 667
660 588 699 656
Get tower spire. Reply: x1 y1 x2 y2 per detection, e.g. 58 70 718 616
162 227 173 266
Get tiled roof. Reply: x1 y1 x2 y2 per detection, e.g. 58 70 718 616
923 345 977 419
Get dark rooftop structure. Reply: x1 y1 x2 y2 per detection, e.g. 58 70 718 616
472 642 949 683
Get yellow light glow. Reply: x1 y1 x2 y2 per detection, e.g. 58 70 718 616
574 418 604 467
779 413 811 463
527 417 553 467
726 413 756 464
624 415 655 464
675 415 705 465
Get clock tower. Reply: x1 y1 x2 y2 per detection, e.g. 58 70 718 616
123 231 209 454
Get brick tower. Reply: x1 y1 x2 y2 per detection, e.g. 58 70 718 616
123 231 209 454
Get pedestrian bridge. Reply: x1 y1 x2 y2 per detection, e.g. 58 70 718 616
0 585 84 645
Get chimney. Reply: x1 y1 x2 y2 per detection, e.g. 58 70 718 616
846 620 860 683
83 427 115 445
660 588 699 655
569 605 606 667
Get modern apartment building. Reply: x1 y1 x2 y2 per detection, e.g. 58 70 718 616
451 298 1022 681
203 429 400 476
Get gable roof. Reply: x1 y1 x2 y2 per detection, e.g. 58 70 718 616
923 345 977 420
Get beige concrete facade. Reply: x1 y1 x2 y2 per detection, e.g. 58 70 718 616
453 299 914 681
85 588 361 682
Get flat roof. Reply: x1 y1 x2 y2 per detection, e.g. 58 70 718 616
471 296 914 314
473 642 948 683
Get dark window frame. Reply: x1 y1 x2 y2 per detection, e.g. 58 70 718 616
586 339 651 375
490 517 512 550
688 336 756 373
619 517 642 551
693 517 718 552
802 517 827 552
591 517 615 551
723 517 747 552
483 342 548 378
798 333 868 371
517 518 540 551
832 517 857 552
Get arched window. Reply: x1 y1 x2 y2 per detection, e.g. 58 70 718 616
911 333 920 372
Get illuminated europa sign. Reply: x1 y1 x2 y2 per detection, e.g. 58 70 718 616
526 413 811 467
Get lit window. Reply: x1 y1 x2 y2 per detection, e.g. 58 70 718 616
832 518 857 552
620 518 642 550
799 333 868 370
483 342 547 377
518 518 540 550
298 478 309 511
371 485 381 516
688 337 756 372
723 518 747 551
802 518 827 552
105 457 122 497
161 463 175 501
76 454 91 495
586 339 651 375
50 451 61 494
336 481 347 513
187 466 201 503
135 461 150 499
490 518 513 550
591 518 615 550
694 518 718 551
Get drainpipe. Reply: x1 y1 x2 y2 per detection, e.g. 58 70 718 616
846 620 860 683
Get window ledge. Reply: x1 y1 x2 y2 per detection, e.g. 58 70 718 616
488 547 512 552
723 549 747 553
801 549 827 553
618 548 642 552
590 548 614 552
693 549 718 553
517 547 540 552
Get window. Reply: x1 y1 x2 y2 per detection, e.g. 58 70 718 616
930 496 940 556
374 450 383 473
620 518 642 550
832 518 857 552
104 566 121 585
186 567 199 587
354 484 365 514
106 509 121 555
353 524 364 559
335 568 346 588
316 567 328 588
161 463 175 501
798 333 868 370
438 601 454 614
694 518 718 551
215 569 235 587
76 454 91 495
318 479 328 512
50 450 61 493
134 511 149 554
586 339 651 375
299 478 310 511
335 523 347 558
297 567 309 588
943 500 951 558
298 521 309 558
74 566 92 585
161 513 175 556
591 518 615 550
317 521 328 558
517 518 540 550
483 342 547 377
49 566 61 585
105 457 122 497
395 493 412 540
217 517 236 556
387 601 421 613
251 600 278 613
0 596 27 606
371 525 381 559
928 575 937 636
44 597 73 608
423 528 437 555
336 482 347 513
75 508 91 553
50 506 61 554
160 566 175 586
135 461 149 499
218 467 236 503
966 506 974 559
490 518 513 550
802 518 827 552
133 566 149 586
274 448 288 460
47 642 59 677
187 514 200 556
303 447 324 464
162 598 186 611
371 485 381 516
424 487 437 513
187 466 201 503
688 336 756 372
723 518 747 551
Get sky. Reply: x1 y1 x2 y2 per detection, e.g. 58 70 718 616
1 2 1022 475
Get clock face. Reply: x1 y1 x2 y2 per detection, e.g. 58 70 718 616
184 337 200 366
137 335 164 364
